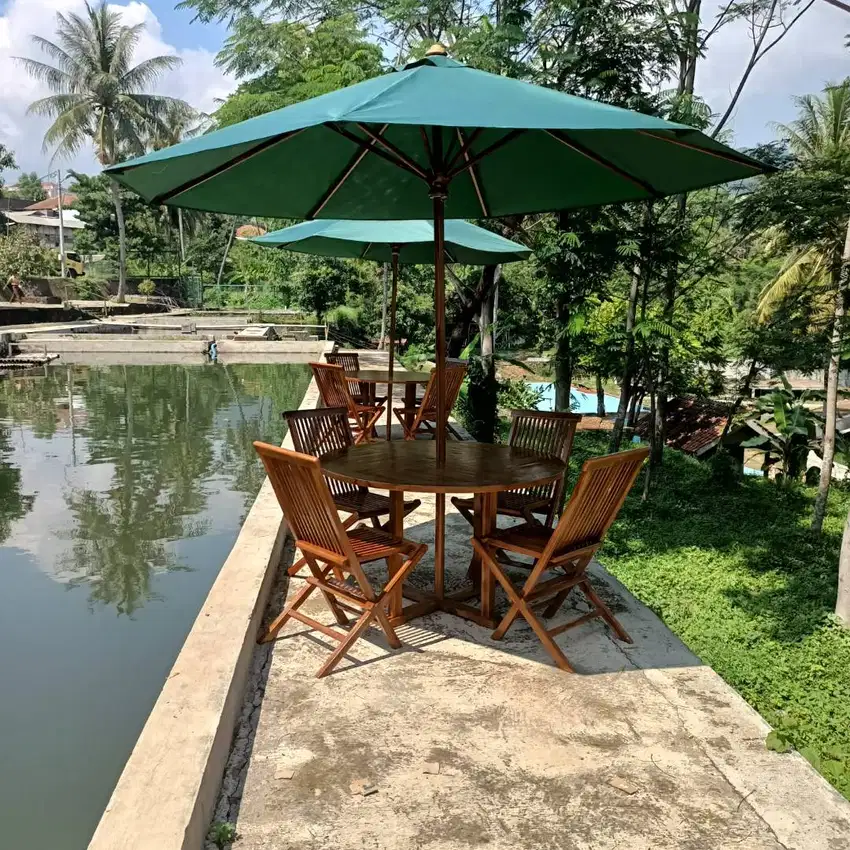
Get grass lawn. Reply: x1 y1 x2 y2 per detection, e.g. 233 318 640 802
570 432 850 799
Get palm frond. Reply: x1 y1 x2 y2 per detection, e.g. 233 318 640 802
120 56 182 92
15 57 74 92
757 246 831 321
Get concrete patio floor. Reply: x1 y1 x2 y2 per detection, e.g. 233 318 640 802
214 481 850 850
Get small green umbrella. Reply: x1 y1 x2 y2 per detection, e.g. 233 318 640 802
252 217 531 438
107 44 769 463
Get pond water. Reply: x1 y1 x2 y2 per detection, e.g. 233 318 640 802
0 362 310 850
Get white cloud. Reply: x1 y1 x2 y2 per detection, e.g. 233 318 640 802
697 0 850 146
0 0 234 179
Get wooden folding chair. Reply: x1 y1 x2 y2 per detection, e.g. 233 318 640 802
472 447 649 672
452 410 581 529
393 361 467 440
254 441 428 678
325 351 384 406
282 407 421 576
310 361 384 443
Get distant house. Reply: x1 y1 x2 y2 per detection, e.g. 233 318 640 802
3 209 84 248
636 396 731 458
24 194 78 212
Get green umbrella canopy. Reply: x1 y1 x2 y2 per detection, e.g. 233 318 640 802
106 52 770 221
250 219 531 264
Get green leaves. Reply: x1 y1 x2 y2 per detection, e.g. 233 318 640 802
765 729 792 754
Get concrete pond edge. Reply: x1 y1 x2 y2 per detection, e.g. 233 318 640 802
86 377 322 850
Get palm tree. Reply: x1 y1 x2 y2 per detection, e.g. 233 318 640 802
760 83 850 538
17 1 190 302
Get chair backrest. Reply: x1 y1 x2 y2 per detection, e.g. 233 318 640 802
508 409 582 504
418 362 467 419
281 407 359 498
325 351 360 372
546 447 649 560
310 361 357 417
253 441 355 562
325 352 369 399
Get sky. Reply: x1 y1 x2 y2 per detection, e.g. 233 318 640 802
0 0 848 181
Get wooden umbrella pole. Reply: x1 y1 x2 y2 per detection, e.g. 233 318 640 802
432 183 448 466
386 245 400 440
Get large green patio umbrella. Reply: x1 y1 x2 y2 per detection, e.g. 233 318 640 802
106 44 769 463
251 217 531 438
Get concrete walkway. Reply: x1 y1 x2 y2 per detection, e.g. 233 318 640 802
219 467 850 849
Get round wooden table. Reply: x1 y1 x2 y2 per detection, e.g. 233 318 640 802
322 441 566 627
345 368 432 440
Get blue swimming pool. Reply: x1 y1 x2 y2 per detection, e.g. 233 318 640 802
530 382 620 415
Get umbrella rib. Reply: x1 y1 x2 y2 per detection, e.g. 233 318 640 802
147 128 307 205
308 123 390 218
446 129 526 181
355 123 430 181
456 128 489 217
360 242 373 258
445 128 484 172
545 130 662 198
327 123 428 182
635 130 766 171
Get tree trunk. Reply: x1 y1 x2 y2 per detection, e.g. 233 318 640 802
554 301 573 411
813 241 849 532
611 203 652 451
722 359 759 439
652 387 665 465
596 373 606 417
838 508 850 624
217 221 236 292
110 180 127 304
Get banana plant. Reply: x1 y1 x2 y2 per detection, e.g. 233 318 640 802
741 374 824 483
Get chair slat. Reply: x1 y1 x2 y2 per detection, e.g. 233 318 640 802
326 352 370 401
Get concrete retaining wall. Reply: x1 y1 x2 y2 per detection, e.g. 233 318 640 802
87 378 322 850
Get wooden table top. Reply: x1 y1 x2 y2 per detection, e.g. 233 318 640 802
321 441 565 494
346 369 432 384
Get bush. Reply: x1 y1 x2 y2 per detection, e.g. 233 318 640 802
0 228 58 281
137 279 156 296
498 378 545 412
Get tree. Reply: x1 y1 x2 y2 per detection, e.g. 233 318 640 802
13 172 47 202
0 144 15 197
17 1 189 302
0 228 58 282
213 15 384 128
69 171 168 275
746 84 850 533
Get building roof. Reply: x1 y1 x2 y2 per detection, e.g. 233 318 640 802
24 194 78 211
637 396 730 456
4 211 85 229
235 224 267 239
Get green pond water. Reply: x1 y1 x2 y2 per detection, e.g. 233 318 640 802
0 362 310 850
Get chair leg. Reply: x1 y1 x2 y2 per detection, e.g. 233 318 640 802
393 408 415 440
542 587 572 619
315 609 378 678
260 568 325 643
580 578 633 643
477 542 575 672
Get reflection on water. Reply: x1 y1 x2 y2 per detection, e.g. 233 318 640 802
0 362 310 850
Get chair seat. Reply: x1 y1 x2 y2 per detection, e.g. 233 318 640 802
482 522 553 556
347 526 415 563
454 491 550 516
333 489 419 518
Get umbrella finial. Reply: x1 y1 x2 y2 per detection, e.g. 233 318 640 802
425 43 448 56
